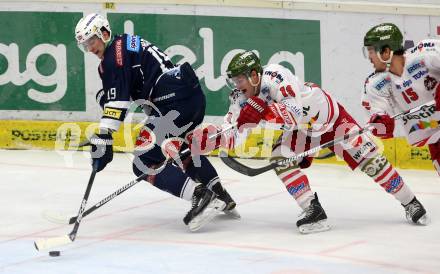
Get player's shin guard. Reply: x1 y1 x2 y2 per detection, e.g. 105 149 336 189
271 156 314 210
360 154 429 225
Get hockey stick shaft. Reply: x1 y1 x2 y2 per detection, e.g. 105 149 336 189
34 167 97 250
221 100 434 176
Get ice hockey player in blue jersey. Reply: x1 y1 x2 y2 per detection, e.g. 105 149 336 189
74 13 239 231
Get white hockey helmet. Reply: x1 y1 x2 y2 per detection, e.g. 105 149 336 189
75 13 111 52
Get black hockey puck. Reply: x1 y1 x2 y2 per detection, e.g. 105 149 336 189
49 251 61 257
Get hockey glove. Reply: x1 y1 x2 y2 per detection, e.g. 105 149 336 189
369 113 394 139
298 156 314 169
90 133 113 172
237 96 269 129
187 124 222 154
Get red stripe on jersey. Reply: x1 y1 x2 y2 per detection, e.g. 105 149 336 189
323 91 335 124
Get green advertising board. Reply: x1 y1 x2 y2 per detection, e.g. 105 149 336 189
0 12 320 116
108 13 321 116
0 12 84 111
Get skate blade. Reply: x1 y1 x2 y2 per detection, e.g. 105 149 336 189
223 208 241 219
416 214 430 226
298 220 331 234
188 198 226 232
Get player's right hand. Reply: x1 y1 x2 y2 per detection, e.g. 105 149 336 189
369 113 394 139
90 133 114 172
187 124 222 154
236 96 268 129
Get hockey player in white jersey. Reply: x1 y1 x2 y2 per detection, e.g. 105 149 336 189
218 51 429 231
362 23 440 176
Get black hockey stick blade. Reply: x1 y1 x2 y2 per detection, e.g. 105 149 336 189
220 154 277 177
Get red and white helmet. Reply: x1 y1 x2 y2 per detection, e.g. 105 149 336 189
75 13 111 52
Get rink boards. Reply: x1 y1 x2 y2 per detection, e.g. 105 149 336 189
0 119 433 171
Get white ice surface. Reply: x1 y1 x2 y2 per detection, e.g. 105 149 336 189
0 150 439 274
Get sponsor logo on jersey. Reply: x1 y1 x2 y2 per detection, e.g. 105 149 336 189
374 77 390 90
402 105 436 125
264 70 284 83
126 34 140 52
115 39 123 67
409 119 440 133
424 75 438 90
410 42 435 53
103 107 122 119
352 141 375 161
413 69 428 80
261 86 270 95
282 100 301 118
407 61 424 74
403 79 412 88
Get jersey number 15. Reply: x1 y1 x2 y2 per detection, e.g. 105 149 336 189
401 87 419 104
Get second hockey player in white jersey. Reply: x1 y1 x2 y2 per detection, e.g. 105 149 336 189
362 23 440 175
217 51 429 232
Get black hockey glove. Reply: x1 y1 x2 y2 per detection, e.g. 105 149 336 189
90 133 113 172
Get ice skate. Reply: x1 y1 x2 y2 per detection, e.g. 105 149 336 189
296 193 331 234
403 197 430 225
183 185 226 231
212 184 240 219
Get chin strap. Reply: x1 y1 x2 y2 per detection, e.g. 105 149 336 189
377 51 393 66
248 73 261 96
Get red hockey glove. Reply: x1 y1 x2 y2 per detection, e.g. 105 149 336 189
237 96 268 129
298 156 314 169
369 113 394 139
187 124 222 154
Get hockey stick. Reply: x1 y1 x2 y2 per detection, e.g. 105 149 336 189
42 123 236 226
315 150 335 160
221 100 435 177
35 164 98 251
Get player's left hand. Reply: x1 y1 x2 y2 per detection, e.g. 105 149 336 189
90 133 113 172
369 113 394 139
237 96 268 129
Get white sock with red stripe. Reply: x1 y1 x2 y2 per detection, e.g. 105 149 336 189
361 154 414 205
273 164 314 210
